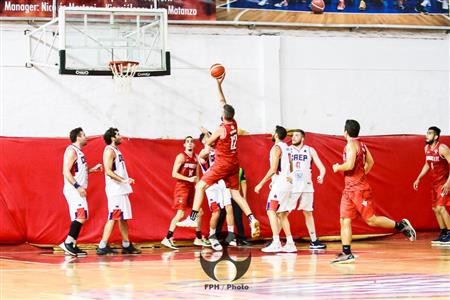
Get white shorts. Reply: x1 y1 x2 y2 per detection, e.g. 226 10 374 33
291 192 314 211
267 189 291 212
63 189 88 221
206 183 232 211
107 194 132 220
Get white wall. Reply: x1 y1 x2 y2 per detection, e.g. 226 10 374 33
1 23 449 138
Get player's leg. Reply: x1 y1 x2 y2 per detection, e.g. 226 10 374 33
224 204 237 246
262 193 282 253
232 199 248 245
60 190 88 256
209 210 223 251
299 193 326 250
177 180 209 227
162 210 185 250
355 190 415 241
97 220 117 255
434 205 450 244
279 211 297 252
229 189 260 238
118 195 141 254
193 208 210 247
332 191 355 264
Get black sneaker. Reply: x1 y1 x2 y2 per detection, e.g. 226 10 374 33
237 239 252 246
74 245 87 256
96 245 118 255
399 219 416 241
439 234 450 245
122 243 142 254
59 242 77 256
309 240 327 250
331 252 355 264
431 233 446 245
415 4 428 13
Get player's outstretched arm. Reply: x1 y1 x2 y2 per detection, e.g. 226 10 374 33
439 144 450 194
206 126 225 147
413 159 430 190
255 146 281 193
88 163 103 174
172 153 196 183
216 74 226 107
310 147 326 183
364 147 374 175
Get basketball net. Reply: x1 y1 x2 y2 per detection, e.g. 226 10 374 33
109 61 139 92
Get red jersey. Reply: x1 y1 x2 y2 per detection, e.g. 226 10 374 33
343 138 371 191
425 142 449 186
176 152 198 186
214 119 238 165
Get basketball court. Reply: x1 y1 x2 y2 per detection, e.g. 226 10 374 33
1 233 449 299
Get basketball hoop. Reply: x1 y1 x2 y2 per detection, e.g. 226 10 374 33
109 61 139 91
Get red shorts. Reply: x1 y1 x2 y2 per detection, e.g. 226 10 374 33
201 162 240 190
340 189 376 221
173 183 195 210
431 185 450 207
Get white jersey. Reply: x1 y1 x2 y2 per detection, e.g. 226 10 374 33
63 145 88 191
290 145 314 193
104 145 133 196
200 148 215 174
271 141 292 191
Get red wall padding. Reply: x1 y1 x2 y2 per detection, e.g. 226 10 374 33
0 134 447 244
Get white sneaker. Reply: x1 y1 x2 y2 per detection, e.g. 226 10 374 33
421 0 431 6
161 237 178 250
274 0 288 7
176 217 197 228
443 0 449 10
258 0 268 5
281 242 297 253
194 238 211 247
250 219 260 239
262 241 282 253
209 237 223 251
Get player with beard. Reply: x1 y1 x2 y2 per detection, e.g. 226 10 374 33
413 126 450 245
96 128 141 255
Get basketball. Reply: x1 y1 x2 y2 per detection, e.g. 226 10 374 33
311 0 325 13
210 63 225 78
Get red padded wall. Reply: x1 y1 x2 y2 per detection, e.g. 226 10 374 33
0 134 447 244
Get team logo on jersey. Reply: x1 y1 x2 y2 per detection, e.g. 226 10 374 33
200 232 251 282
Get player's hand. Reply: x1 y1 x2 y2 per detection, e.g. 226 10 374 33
123 178 135 185
254 183 262 194
317 175 324 184
217 72 225 84
332 163 340 173
286 176 293 184
91 163 103 173
200 126 209 135
413 179 420 191
188 176 197 183
442 182 449 195
77 187 87 198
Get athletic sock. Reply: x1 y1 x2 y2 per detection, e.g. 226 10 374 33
209 228 216 237
395 221 404 231
286 235 294 243
190 210 199 221
441 228 448 236
343 245 351 255
247 213 255 223
99 240 107 249
196 231 202 239
273 235 280 243
166 231 174 239
67 220 83 243
309 231 317 242
227 225 234 233
65 235 75 244
122 240 130 248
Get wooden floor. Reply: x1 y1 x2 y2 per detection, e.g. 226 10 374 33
216 1 450 27
1 232 450 299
